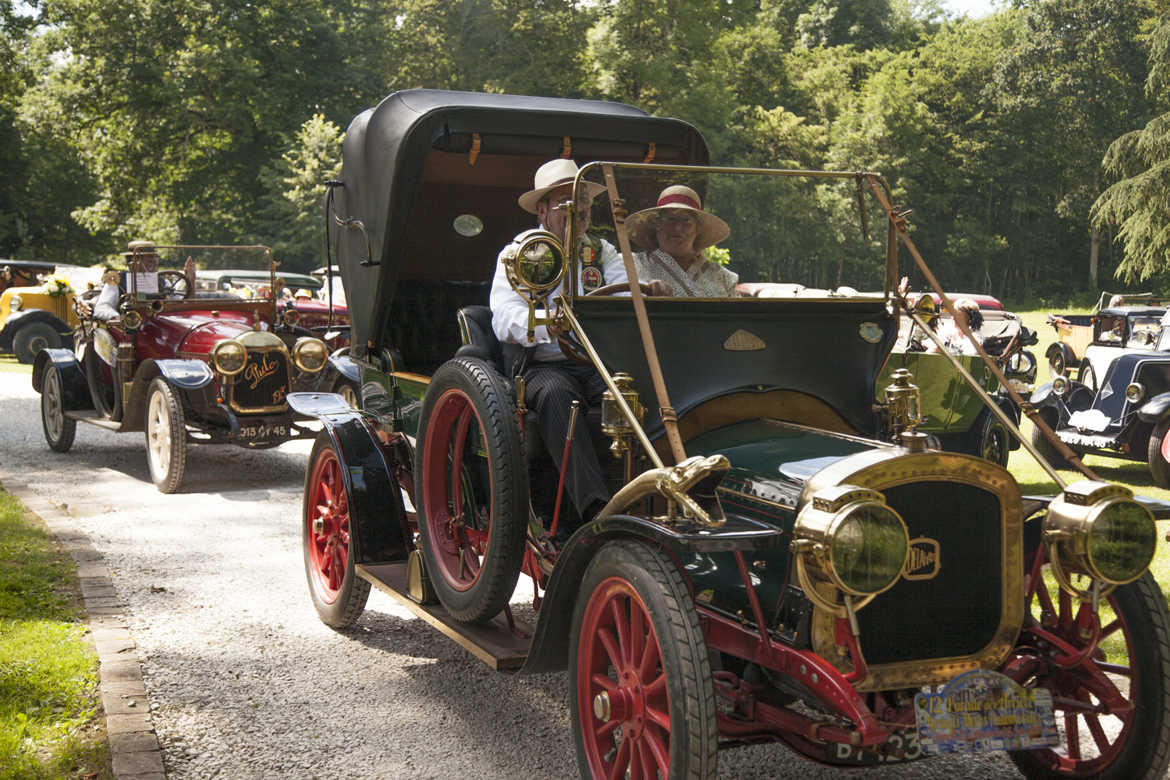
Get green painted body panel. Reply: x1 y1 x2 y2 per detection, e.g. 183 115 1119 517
395 375 428 440
682 420 877 625
879 351 997 433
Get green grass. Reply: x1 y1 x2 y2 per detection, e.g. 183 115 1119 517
0 490 109 780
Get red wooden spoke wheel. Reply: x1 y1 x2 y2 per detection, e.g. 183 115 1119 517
570 542 716 780
422 388 491 592
306 445 350 601
415 358 527 624
302 434 369 628
577 576 672 778
1004 548 1170 779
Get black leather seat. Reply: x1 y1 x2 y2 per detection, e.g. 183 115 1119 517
455 304 504 371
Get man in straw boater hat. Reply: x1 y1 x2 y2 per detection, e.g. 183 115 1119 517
490 159 667 535
626 184 738 297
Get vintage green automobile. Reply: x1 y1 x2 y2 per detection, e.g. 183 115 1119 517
290 90 1170 779
881 305 1038 466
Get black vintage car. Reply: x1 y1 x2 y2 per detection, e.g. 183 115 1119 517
32 243 333 492
1030 316 1170 487
290 90 1170 779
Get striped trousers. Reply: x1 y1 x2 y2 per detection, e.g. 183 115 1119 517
523 360 610 524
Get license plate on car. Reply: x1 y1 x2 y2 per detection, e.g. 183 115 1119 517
914 670 1059 754
825 727 925 765
237 422 288 443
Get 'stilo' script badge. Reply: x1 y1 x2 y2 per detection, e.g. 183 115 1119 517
903 537 940 580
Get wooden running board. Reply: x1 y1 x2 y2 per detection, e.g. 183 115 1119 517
356 562 531 671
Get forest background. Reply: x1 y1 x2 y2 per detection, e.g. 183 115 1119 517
1 0 1168 301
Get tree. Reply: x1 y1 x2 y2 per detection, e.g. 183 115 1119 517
993 0 1155 288
256 114 343 273
385 0 593 96
32 0 375 247
1093 12 1170 282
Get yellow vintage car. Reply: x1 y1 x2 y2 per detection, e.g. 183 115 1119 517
0 266 99 363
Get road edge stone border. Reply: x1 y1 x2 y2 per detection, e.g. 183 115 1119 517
1 475 166 780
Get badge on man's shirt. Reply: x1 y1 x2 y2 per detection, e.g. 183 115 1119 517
581 265 603 292
579 234 600 266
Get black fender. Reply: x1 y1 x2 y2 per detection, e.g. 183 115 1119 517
1044 341 1077 368
991 395 1023 451
1029 382 1059 408
117 359 218 430
32 347 93 411
328 352 362 384
1030 380 1093 419
1138 391 1170 424
992 394 1020 426
291 353 362 395
1 309 71 349
520 512 781 675
153 358 215 390
290 391 411 565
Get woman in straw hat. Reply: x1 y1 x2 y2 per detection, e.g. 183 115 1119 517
626 184 738 297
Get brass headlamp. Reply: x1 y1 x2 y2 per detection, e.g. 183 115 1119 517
1043 480 1156 600
209 339 247 376
500 229 567 342
791 485 910 618
601 373 643 456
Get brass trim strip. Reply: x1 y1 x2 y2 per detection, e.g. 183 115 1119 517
392 371 431 385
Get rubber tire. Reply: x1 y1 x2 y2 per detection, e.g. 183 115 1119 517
570 541 718 780
414 357 527 623
972 408 1011 466
1030 407 1069 470
1149 420 1170 489
13 322 61 364
40 366 76 453
333 377 359 408
1078 362 1097 395
303 432 370 628
144 377 187 493
1009 572 1170 780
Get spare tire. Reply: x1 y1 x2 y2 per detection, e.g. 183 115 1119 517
414 357 527 623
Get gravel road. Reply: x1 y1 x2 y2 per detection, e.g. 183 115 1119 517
0 365 1030 778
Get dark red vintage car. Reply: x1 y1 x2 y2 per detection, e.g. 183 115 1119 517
194 267 356 403
32 242 333 492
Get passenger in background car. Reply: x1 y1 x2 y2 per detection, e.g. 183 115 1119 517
932 297 984 355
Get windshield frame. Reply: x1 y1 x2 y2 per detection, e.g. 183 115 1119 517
566 162 899 306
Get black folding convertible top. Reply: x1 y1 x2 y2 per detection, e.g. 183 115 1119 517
331 89 709 356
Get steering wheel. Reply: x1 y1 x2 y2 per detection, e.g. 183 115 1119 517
158 270 190 298
586 281 657 297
